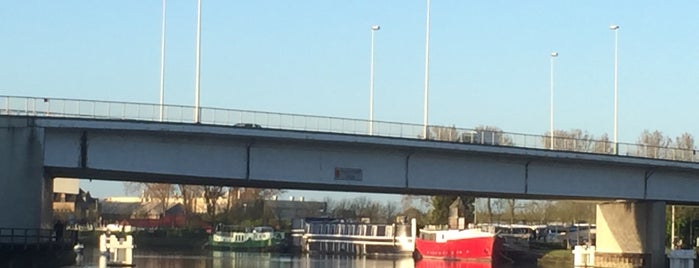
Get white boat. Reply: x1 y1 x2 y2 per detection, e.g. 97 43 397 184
292 217 416 256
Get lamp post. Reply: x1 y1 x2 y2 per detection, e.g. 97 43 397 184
159 0 167 121
610 24 619 154
369 25 380 135
194 0 202 123
422 0 431 140
549 52 558 149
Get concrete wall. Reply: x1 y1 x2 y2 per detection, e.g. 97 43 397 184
596 201 666 268
0 117 52 229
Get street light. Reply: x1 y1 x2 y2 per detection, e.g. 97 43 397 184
422 0 431 139
610 24 619 154
194 0 202 123
369 25 380 135
549 52 558 150
159 0 167 121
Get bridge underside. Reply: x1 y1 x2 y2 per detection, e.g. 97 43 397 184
36 118 699 203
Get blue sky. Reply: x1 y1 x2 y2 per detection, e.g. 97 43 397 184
4 1 699 199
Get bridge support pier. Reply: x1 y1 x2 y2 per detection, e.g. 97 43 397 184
595 201 666 268
0 117 53 229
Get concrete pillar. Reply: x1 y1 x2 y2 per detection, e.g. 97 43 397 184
596 201 666 268
0 117 52 229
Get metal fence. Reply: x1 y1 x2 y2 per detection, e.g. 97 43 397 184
0 228 77 245
1 95 696 163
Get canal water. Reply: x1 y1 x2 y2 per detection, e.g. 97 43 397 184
62 248 559 268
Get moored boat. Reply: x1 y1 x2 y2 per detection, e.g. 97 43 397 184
414 197 502 262
415 258 493 268
209 225 286 251
292 217 416 256
414 226 500 261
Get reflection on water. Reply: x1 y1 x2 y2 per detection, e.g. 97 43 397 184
415 259 491 268
66 248 541 268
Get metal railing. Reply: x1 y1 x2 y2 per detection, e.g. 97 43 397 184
0 228 76 245
0 95 697 163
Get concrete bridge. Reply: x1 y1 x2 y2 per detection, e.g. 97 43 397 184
2 96 697 267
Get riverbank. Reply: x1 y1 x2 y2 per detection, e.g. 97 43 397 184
501 241 572 267
537 249 573 267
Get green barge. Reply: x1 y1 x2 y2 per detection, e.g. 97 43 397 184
208 225 286 251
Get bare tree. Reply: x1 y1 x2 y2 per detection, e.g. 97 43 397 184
400 195 429 213
478 198 504 224
542 129 611 153
381 202 400 223
327 198 356 219
326 197 394 223
123 182 144 196
547 201 595 223
505 199 517 224
520 200 553 224
486 198 494 223
474 125 513 146
178 184 203 224
430 125 460 142
636 130 672 159
203 186 226 217
673 132 695 161
592 133 613 154
144 183 175 217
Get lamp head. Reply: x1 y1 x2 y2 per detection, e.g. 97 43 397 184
371 25 381 31
610 24 619 30
551 52 558 57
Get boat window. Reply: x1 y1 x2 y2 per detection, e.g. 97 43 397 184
420 232 436 240
377 226 386 237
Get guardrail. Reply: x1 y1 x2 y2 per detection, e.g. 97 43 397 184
1 95 697 163
0 228 77 246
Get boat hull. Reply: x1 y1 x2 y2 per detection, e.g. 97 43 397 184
415 235 496 261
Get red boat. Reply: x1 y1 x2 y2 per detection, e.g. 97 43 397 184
415 259 492 268
415 227 501 261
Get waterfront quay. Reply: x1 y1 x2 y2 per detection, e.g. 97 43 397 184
0 228 77 267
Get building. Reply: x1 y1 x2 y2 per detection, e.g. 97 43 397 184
52 178 99 225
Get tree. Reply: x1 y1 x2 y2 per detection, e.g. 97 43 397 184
473 125 513 146
474 198 505 224
592 134 613 154
178 184 203 225
203 186 225 218
402 207 428 226
144 183 175 217
673 133 695 161
381 202 400 223
547 201 595 223
636 130 672 159
505 199 517 224
400 195 430 212
430 125 461 142
122 182 175 217
428 195 455 224
667 205 699 248
486 198 494 223
327 198 357 219
520 200 553 224
542 129 612 154
123 182 144 196
426 195 476 225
